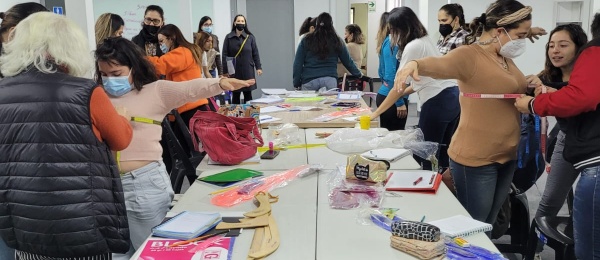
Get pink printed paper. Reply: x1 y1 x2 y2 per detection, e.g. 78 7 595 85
138 237 235 260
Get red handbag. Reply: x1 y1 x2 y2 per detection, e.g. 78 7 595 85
189 111 264 165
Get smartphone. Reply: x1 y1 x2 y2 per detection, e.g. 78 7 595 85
260 150 280 159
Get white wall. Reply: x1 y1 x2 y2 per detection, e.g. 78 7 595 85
213 0 231 46
65 0 95 50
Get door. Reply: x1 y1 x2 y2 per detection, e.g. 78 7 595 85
246 0 295 90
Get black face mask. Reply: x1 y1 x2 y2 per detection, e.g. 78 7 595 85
235 24 245 31
439 24 453 37
143 24 160 35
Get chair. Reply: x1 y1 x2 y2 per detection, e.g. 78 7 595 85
161 110 206 193
524 189 575 260
338 75 375 105
493 184 530 255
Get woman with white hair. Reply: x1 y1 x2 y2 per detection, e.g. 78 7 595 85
0 12 134 259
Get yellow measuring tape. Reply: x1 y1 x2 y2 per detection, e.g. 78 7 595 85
117 116 162 174
257 143 326 152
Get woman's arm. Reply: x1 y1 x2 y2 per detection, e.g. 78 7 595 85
339 43 362 77
222 37 230 76
251 35 263 75
293 39 307 88
90 87 133 151
157 78 254 109
370 86 414 118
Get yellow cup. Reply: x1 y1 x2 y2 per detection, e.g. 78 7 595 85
359 115 371 130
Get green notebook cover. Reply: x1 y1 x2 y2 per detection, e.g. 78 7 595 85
198 168 263 184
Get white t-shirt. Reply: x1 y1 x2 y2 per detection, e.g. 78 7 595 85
202 51 208 66
398 36 457 105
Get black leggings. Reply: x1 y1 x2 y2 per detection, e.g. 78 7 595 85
232 91 253 104
376 94 408 131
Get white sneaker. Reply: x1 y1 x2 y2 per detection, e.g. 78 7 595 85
534 253 542 260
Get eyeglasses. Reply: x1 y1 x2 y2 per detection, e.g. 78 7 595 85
144 17 162 26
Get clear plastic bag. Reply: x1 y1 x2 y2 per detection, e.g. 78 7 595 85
211 165 313 207
404 141 439 170
327 166 385 210
356 208 403 229
325 128 424 154
265 123 303 147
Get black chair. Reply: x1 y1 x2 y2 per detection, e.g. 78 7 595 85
161 110 206 193
338 75 375 105
493 184 531 255
524 189 575 260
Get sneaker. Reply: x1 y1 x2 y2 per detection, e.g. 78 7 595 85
534 253 542 260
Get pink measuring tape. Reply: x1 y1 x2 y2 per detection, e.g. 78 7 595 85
460 92 523 99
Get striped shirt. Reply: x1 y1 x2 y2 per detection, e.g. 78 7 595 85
15 251 111 260
436 29 469 55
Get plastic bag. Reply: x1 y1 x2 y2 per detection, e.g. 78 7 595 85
445 237 507 260
265 123 303 147
327 166 385 209
325 128 424 154
357 208 403 229
211 165 312 207
404 141 439 170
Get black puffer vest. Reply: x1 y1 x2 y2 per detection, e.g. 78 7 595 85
0 69 130 257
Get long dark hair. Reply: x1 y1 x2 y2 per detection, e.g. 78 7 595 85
158 24 203 66
388 7 428 53
0 2 48 40
230 14 252 34
592 13 600 40
466 0 532 44
538 24 588 83
304 12 342 60
144 5 164 21
95 37 158 91
299 16 315 36
439 3 466 30
376 12 390 55
198 16 212 32
194 31 212 51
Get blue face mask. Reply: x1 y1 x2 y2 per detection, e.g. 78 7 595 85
202 26 213 34
102 71 132 97
160 43 169 53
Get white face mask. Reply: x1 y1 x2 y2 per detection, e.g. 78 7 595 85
498 28 526 59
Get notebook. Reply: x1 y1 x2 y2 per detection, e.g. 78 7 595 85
384 170 442 193
361 148 411 162
428 215 493 238
198 168 263 187
152 211 222 240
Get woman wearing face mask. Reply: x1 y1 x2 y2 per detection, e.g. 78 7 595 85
338 24 365 77
437 3 469 55
523 23 588 258
197 16 223 78
95 37 253 259
148 24 211 124
132 5 164 57
395 0 531 226
222 14 262 104
369 7 459 170
94 13 124 45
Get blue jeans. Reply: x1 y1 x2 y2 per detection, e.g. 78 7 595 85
415 86 460 170
301 77 337 91
112 161 174 260
0 238 14 260
209 69 217 78
450 159 516 226
574 165 600 260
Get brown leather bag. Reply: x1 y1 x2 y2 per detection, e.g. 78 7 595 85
441 168 456 195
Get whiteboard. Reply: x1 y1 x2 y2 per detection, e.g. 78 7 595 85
92 0 194 42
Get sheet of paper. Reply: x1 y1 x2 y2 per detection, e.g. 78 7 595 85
262 88 290 95
287 93 318 98
258 115 282 124
248 96 284 104
259 106 287 113
342 116 358 122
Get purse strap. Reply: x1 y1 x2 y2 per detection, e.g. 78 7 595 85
234 36 249 58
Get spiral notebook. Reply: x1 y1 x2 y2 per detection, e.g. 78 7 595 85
428 215 492 238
